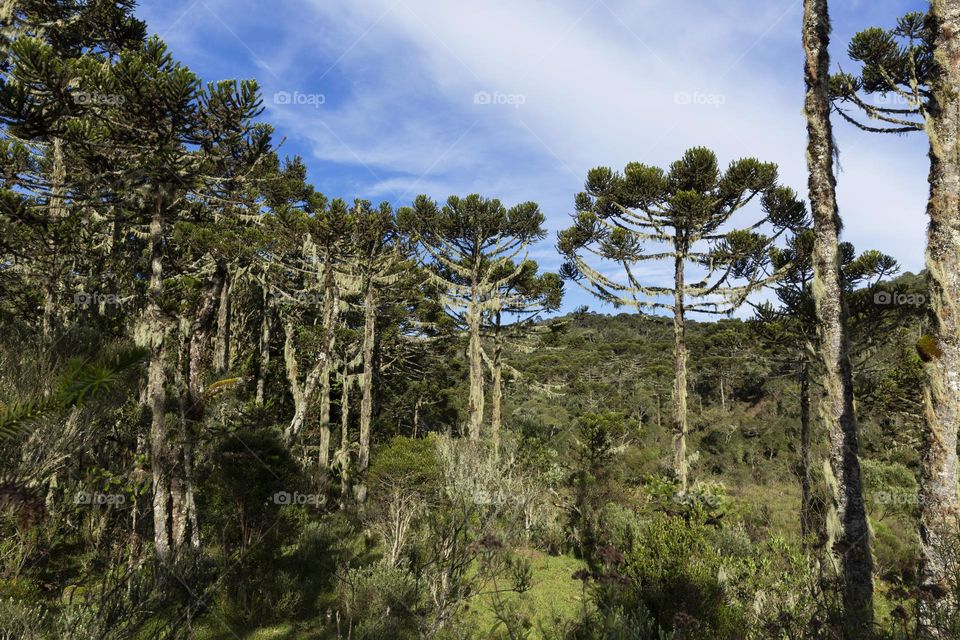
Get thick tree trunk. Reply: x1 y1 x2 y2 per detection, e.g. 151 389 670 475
918 1 960 630
672 251 689 492
803 0 874 631
357 283 376 503
467 295 485 440
800 359 814 538
490 311 504 451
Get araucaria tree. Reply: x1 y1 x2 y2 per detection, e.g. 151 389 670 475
831 7 960 622
404 194 546 441
803 0 874 630
557 147 804 491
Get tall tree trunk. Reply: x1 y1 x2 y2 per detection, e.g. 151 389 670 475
467 294 485 440
803 0 874 631
719 377 726 412
42 137 67 338
357 281 377 503
319 361 332 469
256 279 272 406
490 310 503 451
145 204 171 561
672 250 689 492
357 282 376 503
918 1 960 629
341 369 351 501
800 359 814 538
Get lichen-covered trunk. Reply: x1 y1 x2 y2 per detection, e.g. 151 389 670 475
803 0 874 630
213 269 232 373
490 311 503 451
800 359 814 538
318 361 332 469
467 289 484 440
672 251 689 493
144 205 171 561
357 282 376 503
918 1 960 628
42 137 67 338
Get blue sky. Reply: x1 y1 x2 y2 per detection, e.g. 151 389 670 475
136 0 930 314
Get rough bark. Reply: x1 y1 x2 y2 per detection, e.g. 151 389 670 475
800 359 814 538
918 1 960 629
803 0 874 631
672 251 689 492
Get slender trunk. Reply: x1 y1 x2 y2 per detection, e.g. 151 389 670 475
357 282 376 503
918 2 960 629
803 0 874 630
42 137 67 338
256 279 272 406
672 249 689 492
213 269 232 373
319 361 332 469
800 359 813 538
719 377 726 412
467 284 485 440
490 310 503 451
656 389 662 431
413 394 422 438
341 369 351 500
145 204 171 561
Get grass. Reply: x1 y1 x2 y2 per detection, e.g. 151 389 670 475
464 550 587 638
